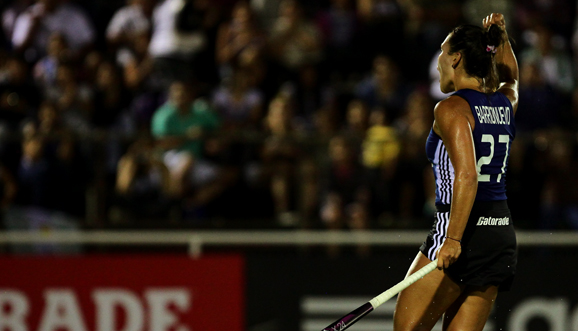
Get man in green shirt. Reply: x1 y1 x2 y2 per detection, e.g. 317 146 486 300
151 81 220 197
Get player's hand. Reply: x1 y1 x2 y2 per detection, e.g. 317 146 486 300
483 13 506 31
436 239 461 270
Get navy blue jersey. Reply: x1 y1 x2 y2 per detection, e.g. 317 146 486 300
426 89 516 205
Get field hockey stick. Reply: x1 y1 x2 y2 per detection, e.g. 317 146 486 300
321 259 438 331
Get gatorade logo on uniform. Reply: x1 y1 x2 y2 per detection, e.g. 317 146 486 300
477 216 510 226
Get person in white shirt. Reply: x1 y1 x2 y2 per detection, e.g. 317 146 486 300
106 0 155 48
148 0 207 89
11 0 95 62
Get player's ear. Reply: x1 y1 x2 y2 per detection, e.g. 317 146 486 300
452 52 462 69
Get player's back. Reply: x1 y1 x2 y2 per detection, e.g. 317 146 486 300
426 89 516 205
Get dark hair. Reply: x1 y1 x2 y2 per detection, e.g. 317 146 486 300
448 24 505 91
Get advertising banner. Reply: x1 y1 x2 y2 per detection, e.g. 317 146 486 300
247 248 578 331
0 255 244 331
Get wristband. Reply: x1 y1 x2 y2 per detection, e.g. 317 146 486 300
445 236 461 243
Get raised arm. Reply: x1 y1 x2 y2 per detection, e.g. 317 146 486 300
484 13 519 113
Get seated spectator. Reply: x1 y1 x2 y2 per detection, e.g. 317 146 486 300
79 49 104 81
215 1 265 79
119 30 154 91
355 55 409 122
516 61 561 132
361 107 399 222
92 61 130 129
393 89 434 223
285 64 336 126
33 32 71 90
44 64 93 134
521 24 574 95
261 95 302 226
316 0 359 74
0 162 17 214
269 0 322 76
11 0 95 62
35 100 68 137
356 0 403 60
151 81 220 198
320 135 370 255
320 136 369 229
15 134 50 209
540 134 578 230
0 56 39 132
112 135 176 224
312 105 339 138
21 102 88 217
342 99 369 138
211 68 264 131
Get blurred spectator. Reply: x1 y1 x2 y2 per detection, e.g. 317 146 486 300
393 89 434 223
211 67 264 130
107 0 155 93
148 0 213 89
361 107 399 222
320 136 369 228
516 61 561 132
320 135 370 254
118 30 154 92
79 50 104 85
0 56 39 132
11 0 95 62
285 64 336 128
33 33 71 90
357 0 403 61
106 0 155 50
571 87 578 130
20 101 89 217
111 135 176 224
46 132 88 218
249 0 282 31
215 1 265 79
1 0 34 45
0 163 17 213
540 134 578 230
151 81 220 197
355 55 409 122
261 95 301 226
316 0 359 74
313 105 339 138
9 131 83 253
92 61 129 129
342 99 369 138
428 51 450 101
16 134 50 208
269 0 322 77
44 64 93 133
520 24 574 95
462 0 512 26
35 101 68 136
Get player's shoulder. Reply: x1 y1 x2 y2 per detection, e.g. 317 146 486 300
434 95 470 118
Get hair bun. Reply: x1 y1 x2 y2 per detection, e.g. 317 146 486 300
485 24 505 49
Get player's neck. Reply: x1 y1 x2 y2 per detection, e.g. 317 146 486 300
453 75 484 93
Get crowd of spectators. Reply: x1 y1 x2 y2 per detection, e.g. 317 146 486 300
1 0 578 236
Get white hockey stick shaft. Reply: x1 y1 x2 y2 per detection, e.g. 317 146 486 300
368 259 438 308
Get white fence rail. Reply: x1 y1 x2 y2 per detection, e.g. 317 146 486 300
0 230 577 257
